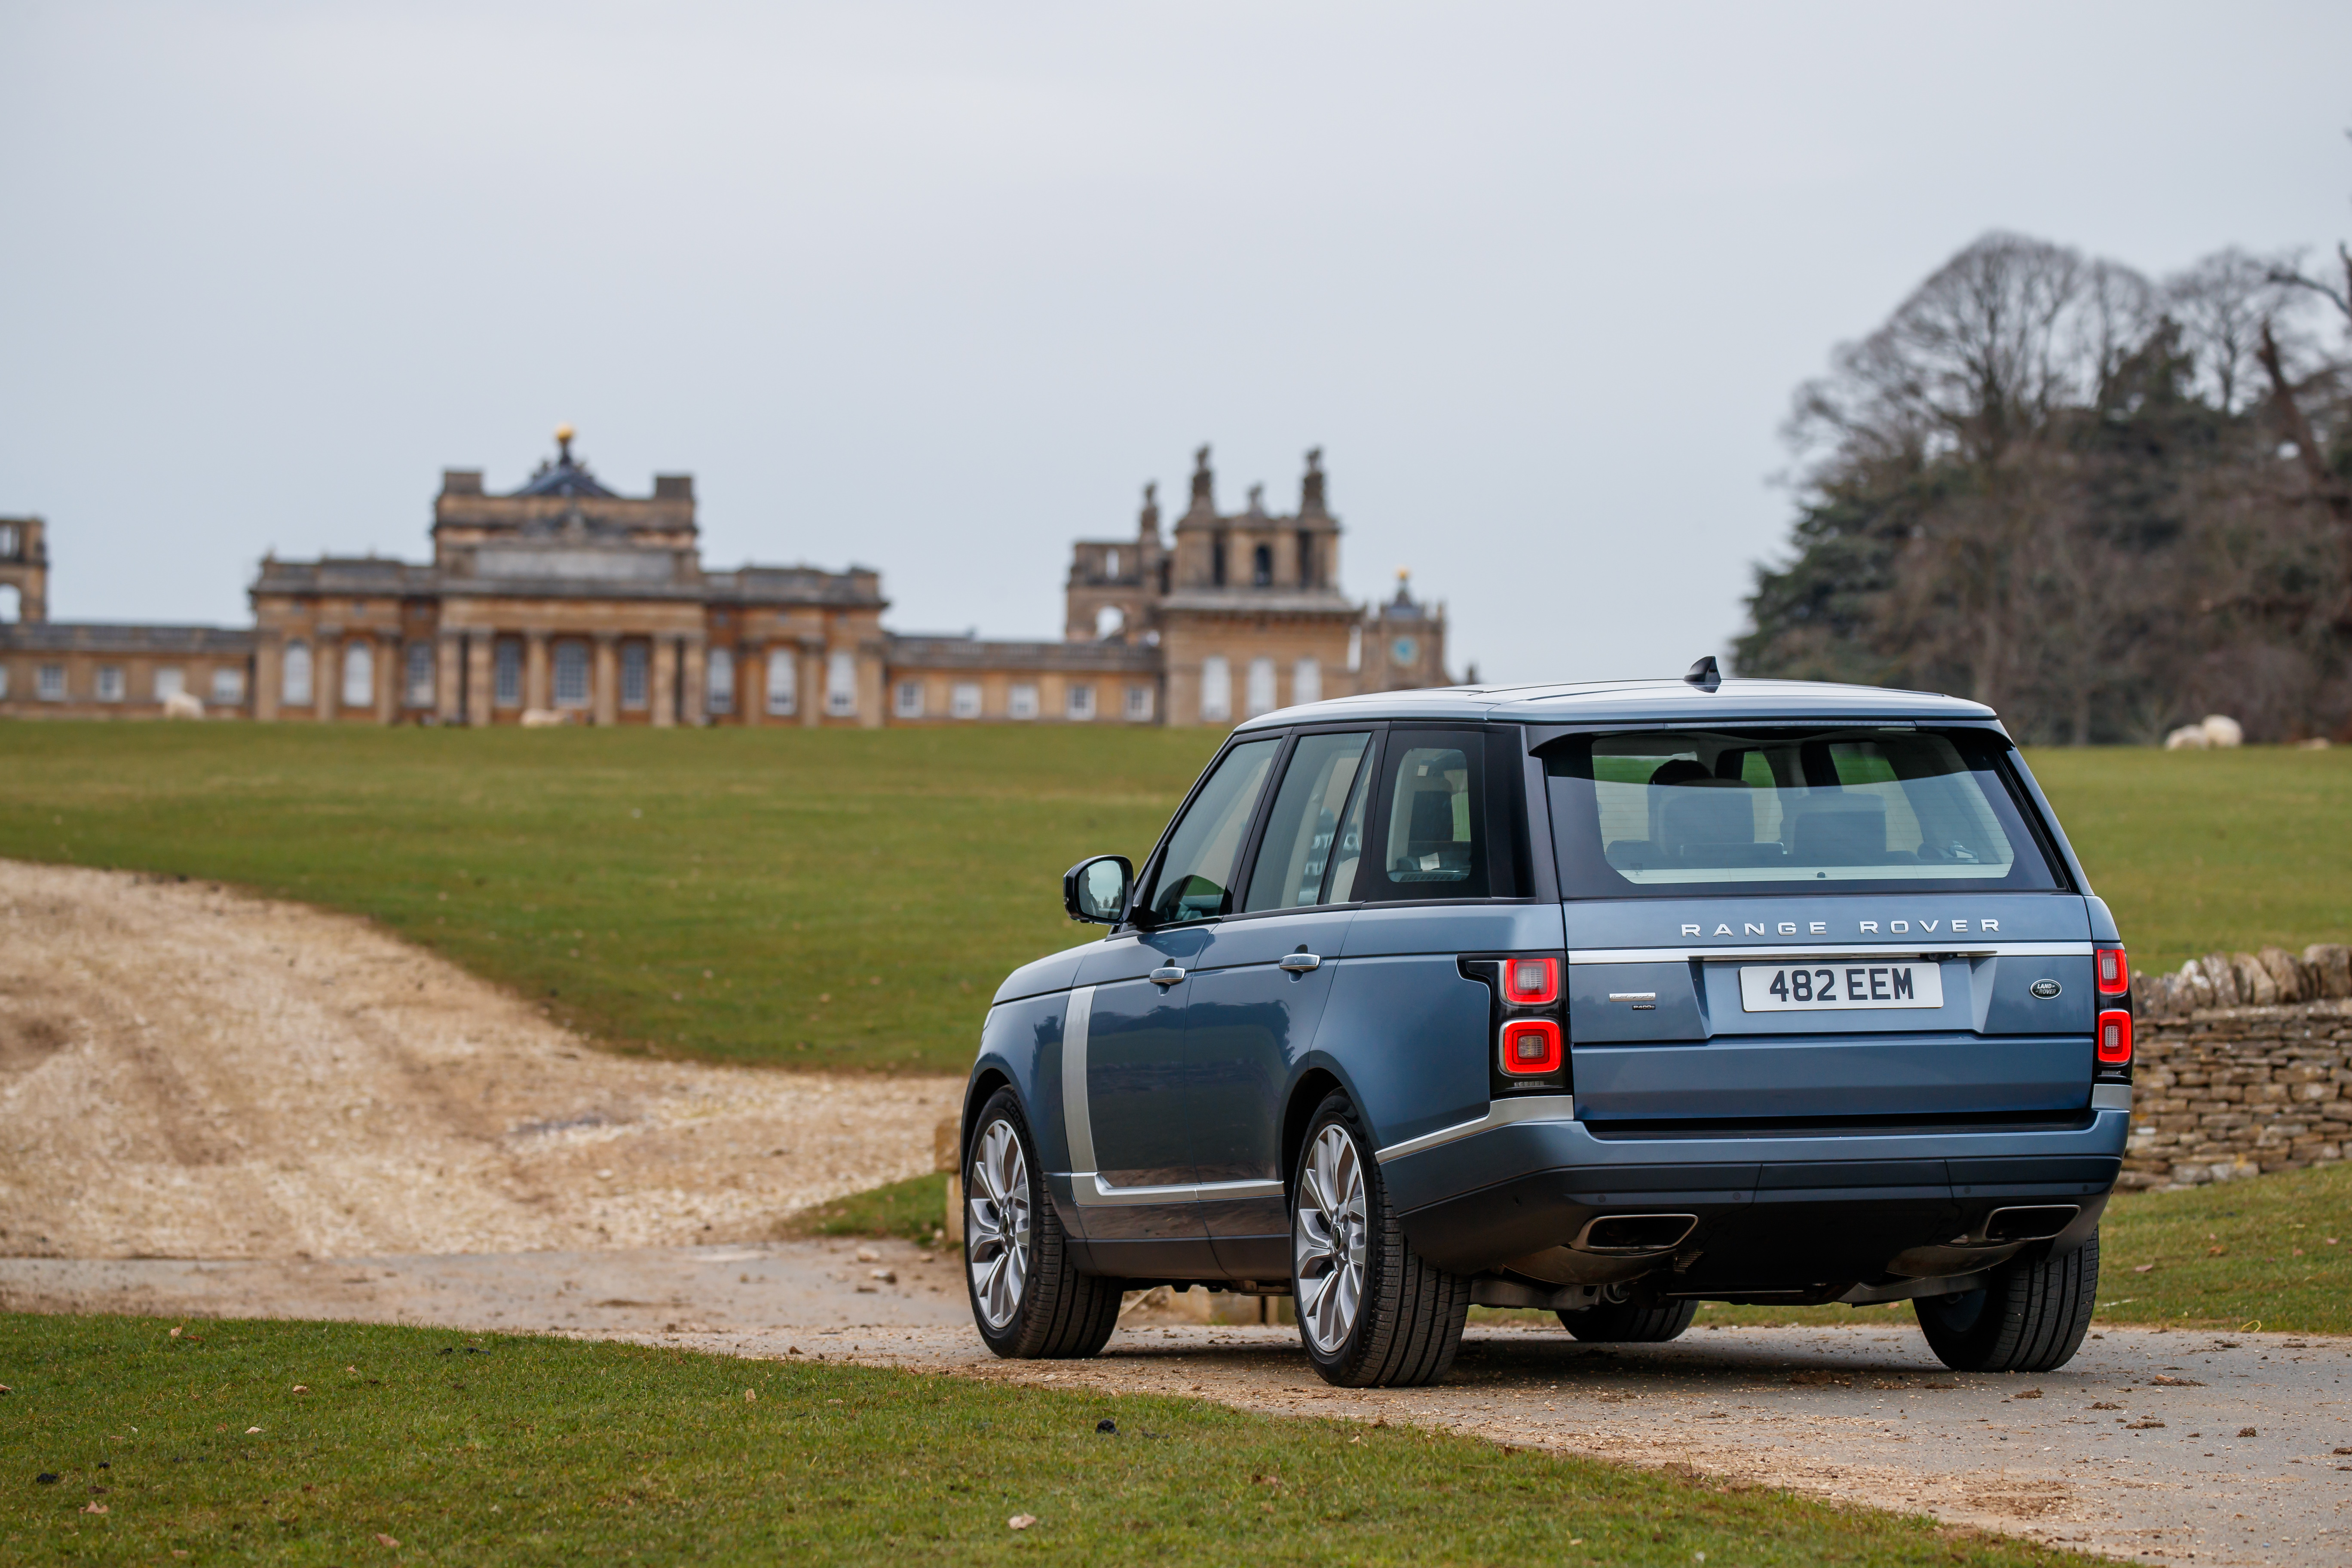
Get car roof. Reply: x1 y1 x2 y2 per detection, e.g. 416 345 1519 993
1233 677 2000 732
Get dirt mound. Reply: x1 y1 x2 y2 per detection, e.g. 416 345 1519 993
0 861 958 1259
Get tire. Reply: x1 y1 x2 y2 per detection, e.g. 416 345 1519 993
1555 1297 1697 1343
1914 1230 2099 1373
963 1087 1121 1360
1291 1092 1471 1388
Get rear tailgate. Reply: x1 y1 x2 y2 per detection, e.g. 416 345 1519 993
1565 894 2095 1123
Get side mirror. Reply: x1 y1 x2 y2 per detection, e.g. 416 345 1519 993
1063 854 1134 925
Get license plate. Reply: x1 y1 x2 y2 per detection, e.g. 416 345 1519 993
1738 962 1944 1012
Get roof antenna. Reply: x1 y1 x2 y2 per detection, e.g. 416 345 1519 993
1684 655 1722 692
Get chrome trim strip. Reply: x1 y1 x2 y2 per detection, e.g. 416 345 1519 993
1060 985 1096 1176
1374 1093 1576 1164
1571 941 2093 965
1071 1174 1286 1207
2090 1083 2132 1113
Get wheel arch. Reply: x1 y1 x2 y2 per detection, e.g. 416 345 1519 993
1281 1066 1348 1191
961 1066 1014 1167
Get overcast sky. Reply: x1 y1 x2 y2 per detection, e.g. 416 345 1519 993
3 2 2348 681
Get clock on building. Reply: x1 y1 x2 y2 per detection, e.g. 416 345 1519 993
1390 636 1418 667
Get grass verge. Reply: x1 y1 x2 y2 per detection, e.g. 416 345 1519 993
1 1314 2100 1566
778 1173 949 1244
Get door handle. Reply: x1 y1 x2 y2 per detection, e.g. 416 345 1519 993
1149 966 1187 987
1277 952 1323 972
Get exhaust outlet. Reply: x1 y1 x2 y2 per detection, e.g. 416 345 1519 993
1981 1204 2079 1244
1574 1213 1698 1255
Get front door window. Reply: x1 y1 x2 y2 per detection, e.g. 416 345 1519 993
1145 738 1280 925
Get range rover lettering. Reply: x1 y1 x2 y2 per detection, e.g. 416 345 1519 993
959 665 2129 1386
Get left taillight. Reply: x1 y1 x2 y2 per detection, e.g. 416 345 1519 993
2095 944 2130 996
1503 956 1560 1007
1500 1018 1563 1075
2097 1008 2133 1065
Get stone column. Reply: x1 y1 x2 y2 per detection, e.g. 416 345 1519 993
524 631 550 714
651 637 678 727
799 636 825 727
376 636 398 724
466 634 494 726
255 636 282 722
740 642 763 727
314 629 340 722
436 633 463 723
592 634 619 726
857 640 886 729
681 634 707 726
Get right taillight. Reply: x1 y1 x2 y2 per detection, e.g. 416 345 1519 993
2097 1008 2133 1065
2095 945 2130 995
1500 1018 1563 1075
1503 956 1560 1007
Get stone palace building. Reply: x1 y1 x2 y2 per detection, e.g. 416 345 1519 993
0 431 1452 727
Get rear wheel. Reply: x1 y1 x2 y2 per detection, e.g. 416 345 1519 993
1292 1093 1470 1387
1914 1231 2099 1373
965 1088 1120 1360
1555 1297 1697 1343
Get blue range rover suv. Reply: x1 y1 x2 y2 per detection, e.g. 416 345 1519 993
959 670 2132 1387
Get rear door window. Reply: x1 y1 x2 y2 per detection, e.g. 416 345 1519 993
1142 738 1282 924
1544 727 2064 897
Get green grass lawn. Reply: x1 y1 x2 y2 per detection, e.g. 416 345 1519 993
2 724 2346 1075
2024 744 2352 973
0 1314 2100 1567
0 722 1219 1075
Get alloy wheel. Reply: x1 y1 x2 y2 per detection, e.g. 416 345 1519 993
1293 1123 1369 1354
966 1117 1031 1329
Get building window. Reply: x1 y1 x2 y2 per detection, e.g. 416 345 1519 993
0 523 16 557
154 667 186 701
894 680 925 719
38 663 66 701
951 681 981 719
1297 530 1314 587
1095 604 1125 639
1124 684 1153 721
1253 543 1274 587
1212 534 1228 587
1347 625 1363 673
825 651 857 717
342 640 374 707
1199 656 1231 723
706 646 734 715
1245 656 1277 717
1066 683 1095 721
405 642 435 707
1105 547 1121 578
96 665 125 702
0 665 9 699
555 640 591 708
765 648 796 716
494 640 522 707
282 640 312 706
622 642 649 710
1293 657 1322 707
212 667 244 704
1008 682 1039 720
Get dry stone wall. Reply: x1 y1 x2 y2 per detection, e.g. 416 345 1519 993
2122 943 2352 1190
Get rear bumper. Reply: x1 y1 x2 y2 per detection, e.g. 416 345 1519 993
1384 1097 2127 1289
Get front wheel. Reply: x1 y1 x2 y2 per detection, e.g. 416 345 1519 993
1291 1093 1470 1387
964 1088 1121 1360
1914 1231 2099 1373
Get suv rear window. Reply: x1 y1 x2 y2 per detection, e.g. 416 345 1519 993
1543 727 2064 897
